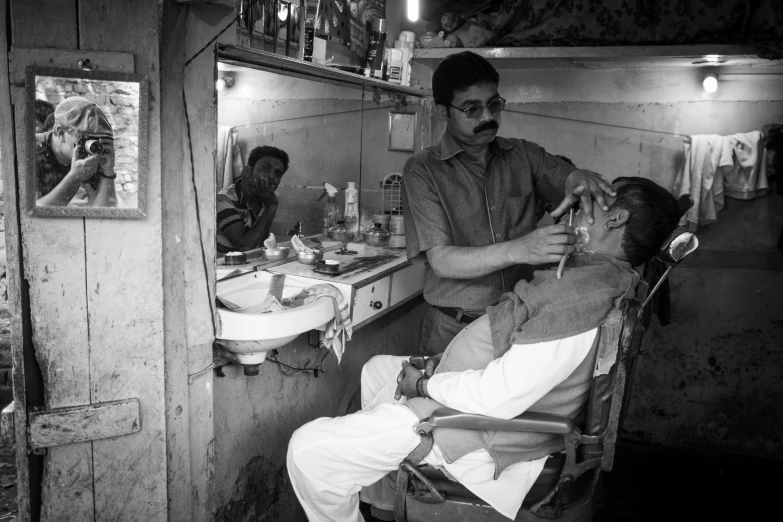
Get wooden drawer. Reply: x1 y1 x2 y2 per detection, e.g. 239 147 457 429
352 276 391 326
389 263 425 307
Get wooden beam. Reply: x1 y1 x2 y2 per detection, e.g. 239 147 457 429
9 48 135 86
0 0 31 517
28 399 141 449
0 402 14 447
176 0 235 9
10 0 78 48
78 0 169 520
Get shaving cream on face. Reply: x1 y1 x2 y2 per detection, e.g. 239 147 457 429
574 226 590 253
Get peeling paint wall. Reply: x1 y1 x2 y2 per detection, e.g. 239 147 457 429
212 300 427 521
485 66 783 456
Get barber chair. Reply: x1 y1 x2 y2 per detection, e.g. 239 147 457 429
367 225 699 522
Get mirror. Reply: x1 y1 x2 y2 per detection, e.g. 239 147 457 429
25 66 149 218
215 58 427 268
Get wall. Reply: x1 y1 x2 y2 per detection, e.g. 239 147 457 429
487 65 783 457
212 299 427 521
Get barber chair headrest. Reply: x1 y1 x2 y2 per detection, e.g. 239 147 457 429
657 227 698 266
677 194 694 218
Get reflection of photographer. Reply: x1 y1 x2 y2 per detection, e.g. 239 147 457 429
35 96 117 207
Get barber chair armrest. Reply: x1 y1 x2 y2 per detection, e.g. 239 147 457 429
428 408 575 434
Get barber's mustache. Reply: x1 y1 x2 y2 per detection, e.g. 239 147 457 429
473 120 499 134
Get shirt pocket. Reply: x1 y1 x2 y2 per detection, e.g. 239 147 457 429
505 194 536 239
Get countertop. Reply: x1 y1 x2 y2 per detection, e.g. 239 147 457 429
268 244 409 287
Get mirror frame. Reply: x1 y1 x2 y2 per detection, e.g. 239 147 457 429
25 65 149 219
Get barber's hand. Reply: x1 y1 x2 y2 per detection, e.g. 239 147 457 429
69 144 102 183
424 353 443 378
509 225 576 265
551 169 617 225
394 361 424 401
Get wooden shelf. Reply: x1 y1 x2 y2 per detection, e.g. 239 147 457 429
413 45 783 70
218 44 432 97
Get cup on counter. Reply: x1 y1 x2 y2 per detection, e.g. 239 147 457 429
390 215 405 236
374 213 390 228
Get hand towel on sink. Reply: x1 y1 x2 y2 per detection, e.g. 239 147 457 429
285 284 352 363
217 294 286 314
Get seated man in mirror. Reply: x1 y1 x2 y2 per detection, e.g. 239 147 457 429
36 96 118 208
287 177 681 522
217 145 289 254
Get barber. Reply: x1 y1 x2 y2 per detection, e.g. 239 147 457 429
36 96 117 207
403 51 615 356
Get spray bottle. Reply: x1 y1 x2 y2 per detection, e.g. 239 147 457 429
344 181 360 240
318 182 341 237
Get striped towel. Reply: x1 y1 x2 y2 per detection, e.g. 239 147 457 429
284 284 353 363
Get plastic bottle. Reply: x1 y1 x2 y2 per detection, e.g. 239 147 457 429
387 48 403 84
302 1 319 62
344 182 360 239
397 31 415 87
320 182 340 237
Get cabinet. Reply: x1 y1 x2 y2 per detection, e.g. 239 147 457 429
352 276 391 327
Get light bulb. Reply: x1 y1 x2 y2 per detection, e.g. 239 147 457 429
702 73 718 94
216 76 234 91
407 0 418 22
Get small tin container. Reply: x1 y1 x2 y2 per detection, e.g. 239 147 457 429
390 215 405 235
296 250 323 265
262 246 290 262
315 259 340 274
224 252 247 265
364 223 392 247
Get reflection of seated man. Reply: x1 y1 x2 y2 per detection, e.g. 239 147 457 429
36 97 117 207
287 177 681 522
216 145 289 254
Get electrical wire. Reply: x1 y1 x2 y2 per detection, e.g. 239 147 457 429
267 345 332 377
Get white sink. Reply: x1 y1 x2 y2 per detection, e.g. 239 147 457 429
216 271 335 367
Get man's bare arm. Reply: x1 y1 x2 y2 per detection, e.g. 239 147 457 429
425 224 577 279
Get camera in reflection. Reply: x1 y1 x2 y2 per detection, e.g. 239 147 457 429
77 135 107 158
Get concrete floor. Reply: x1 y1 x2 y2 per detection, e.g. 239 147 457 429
360 439 777 522
596 441 776 522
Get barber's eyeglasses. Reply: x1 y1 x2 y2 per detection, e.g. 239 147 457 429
450 97 506 119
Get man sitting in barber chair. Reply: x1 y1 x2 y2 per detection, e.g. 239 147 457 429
287 177 683 522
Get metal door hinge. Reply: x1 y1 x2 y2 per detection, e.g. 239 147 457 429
27 398 141 452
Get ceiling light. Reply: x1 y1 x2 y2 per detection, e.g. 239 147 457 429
702 73 718 94
216 76 235 91
705 55 721 63
407 0 418 22
278 2 289 21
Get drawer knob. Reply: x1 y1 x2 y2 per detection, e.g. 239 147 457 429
371 300 383 310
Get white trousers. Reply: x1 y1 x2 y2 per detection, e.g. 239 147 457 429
287 355 421 522
287 355 543 522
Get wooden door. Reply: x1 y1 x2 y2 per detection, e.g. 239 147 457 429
0 1 168 520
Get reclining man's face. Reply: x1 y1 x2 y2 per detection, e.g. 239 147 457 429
558 182 624 255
